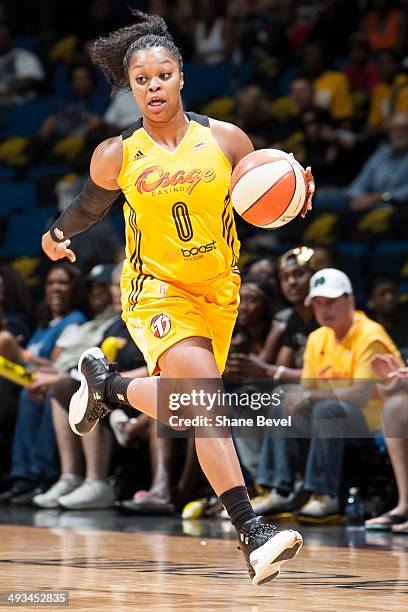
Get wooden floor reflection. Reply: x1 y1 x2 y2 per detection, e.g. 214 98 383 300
0 524 407 611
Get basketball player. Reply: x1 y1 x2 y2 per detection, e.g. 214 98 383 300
42 11 314 585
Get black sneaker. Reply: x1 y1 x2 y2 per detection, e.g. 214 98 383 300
69 347 117 436
11 484 48 506
238 516 303 586
0 479 34 505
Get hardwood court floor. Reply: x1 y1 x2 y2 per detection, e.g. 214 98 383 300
0 514 407 611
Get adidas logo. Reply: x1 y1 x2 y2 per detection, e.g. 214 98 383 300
133 149 146 160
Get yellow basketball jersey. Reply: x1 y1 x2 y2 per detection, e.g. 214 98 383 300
117 113 240 289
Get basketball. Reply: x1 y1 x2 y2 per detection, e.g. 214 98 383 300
229 149 308 229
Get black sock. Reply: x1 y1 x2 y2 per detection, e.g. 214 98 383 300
105 375 133 405
219 485 256 531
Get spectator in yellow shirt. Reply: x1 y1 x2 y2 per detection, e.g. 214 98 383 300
302 43 354 122
256 268 401 522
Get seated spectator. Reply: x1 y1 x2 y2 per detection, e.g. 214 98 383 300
0 263 85 370
0 264 32 476
225 248 317 382
367 50 408 131
364 0 405 54
34 63 107 164
243 256 286 314
270 78 330 155
343 34 379 95
0 263 86 499
0 264 117 505
309 244 342 272
230 0 288 62
244 256 279 285
301 42 354 123
171 0 197 61
348 111 408 210
232 85 276 150
102 86 141 132
0 264 31 357
248 247 319 513
364 353 408 531
257 269 402 522
76 0 124 44
296 109 355 186
342 33 379 124
148 0 195 62
272 78 359 177
261 246 318 371
279 1 315 53
33 262 148 510
55 166 123 272
225 277 279 377
270 77 316 123
309 0 358 59
193 0 232 64
0 22 45 104
53 63 107 125
223 277 281 476
366 275 408 352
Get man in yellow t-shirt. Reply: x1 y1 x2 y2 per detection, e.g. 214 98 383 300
268 268 402 522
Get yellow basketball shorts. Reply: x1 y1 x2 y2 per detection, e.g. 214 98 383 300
121 269 240 376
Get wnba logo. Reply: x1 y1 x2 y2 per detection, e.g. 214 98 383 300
150 313 171 338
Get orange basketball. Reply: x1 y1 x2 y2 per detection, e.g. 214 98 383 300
229 149 308 229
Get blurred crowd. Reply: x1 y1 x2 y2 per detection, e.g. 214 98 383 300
0 247 407 529
0 0 408 529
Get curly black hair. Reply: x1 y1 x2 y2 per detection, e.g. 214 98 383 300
90 10 183 92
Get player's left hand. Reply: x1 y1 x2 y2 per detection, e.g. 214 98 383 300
301 166 315 218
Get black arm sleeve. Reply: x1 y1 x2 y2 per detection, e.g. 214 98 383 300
49 177 122 242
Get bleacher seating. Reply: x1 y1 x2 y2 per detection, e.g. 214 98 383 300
1 182 37 213
2 97 58 138
0 209 56 258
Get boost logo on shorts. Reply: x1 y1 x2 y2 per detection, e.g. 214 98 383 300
150 314 171 338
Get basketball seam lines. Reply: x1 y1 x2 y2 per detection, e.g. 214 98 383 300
241 169 296 222
231 157 290 192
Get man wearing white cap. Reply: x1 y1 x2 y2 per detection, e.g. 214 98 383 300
270 268 402 522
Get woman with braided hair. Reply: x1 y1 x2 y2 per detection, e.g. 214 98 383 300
42 10 314 585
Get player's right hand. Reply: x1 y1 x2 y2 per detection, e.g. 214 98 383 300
41 231 76 263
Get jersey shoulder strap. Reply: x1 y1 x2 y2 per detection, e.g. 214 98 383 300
186 112 210 127
122 118 143 140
